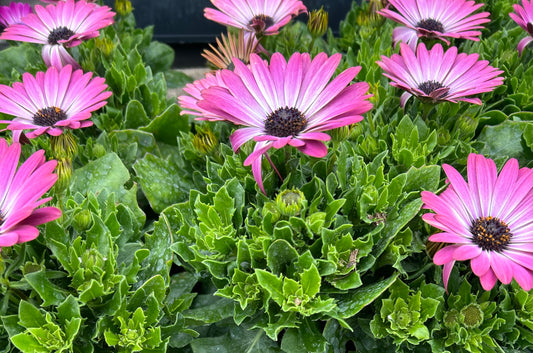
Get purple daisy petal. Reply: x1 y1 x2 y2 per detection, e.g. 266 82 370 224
0 65 110 139
509 0 533 56
0 0 114 69
377 43 503 106
0 139 61 250
204 0 306 37
378 0 491 49
423 153 533 291
180 52 372 194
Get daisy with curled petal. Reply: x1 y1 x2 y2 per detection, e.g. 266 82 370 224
190 52 373 193
0 138 61 250
422 154 533 292
377 0 490 51
0 65 112 139
0 2 32 30
376 43 504 108
509 0 533 56
204 0 307 38
0 0 114 69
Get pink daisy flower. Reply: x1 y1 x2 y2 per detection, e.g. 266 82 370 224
422 154 533 292
188 52 372 193
0 65 112 139
377 0 490 51
376 43 504 107
204 0 307 37
0 138 61 250
509 0 533 56
0 0 114 69
0 2 32 29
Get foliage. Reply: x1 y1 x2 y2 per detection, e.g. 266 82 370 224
0 0 531 352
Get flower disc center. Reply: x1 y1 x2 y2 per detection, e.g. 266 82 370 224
418 80 446 95
48 26 75 45
249 14 275 33
264 106 307 137
470 216 512 252
33 106 67 126
416 18 445 33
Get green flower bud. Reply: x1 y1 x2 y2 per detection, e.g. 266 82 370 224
54 158 73 193
275 188 306 217
307 7 328 38
73 209 93 231
50 131 78 159
92 143 107 159
115 0 132 16
443 309 460 329
192 126 219 155
438 129 451 145
454 115 478 139
95 37 115 57
330 125 351 144
460 303 484 328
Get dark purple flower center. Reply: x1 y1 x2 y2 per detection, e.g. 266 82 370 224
527 22 533 36
470 216 512 252
33 106 67 127
418 80 446 96
416 18 445 33
48 26 75 45
264 107 307 137
248 14 275 34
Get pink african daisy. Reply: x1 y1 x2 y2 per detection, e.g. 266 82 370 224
376 43 504 107
422 154 533 291
0 138 61 250
377 0 490 51
186 52 373 193
178 71 227 121
0 0 114 69
509 0 533 56
0 65 112 139
204 0 307 37
0 2 32 29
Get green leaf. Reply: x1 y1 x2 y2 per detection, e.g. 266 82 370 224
335 274 398 318
24 271 68 307
266 239 299 275
124 99 150 129
255 270 284 304
141 104 189 144
182 297 234 324
143 41 175 73
56 296 81 326
134 153 193 213
18 301 46 328
190 326 281 353
281 319 327 353
301 265 321 298
477 120 529 163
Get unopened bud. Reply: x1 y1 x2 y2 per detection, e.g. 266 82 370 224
276 188 306 217
54 158 72 193
92 143 106 159
73 209 93 231
94 37 114 57
50 131 78 159
192 126 218 155
308 7 328 38
460 303 483 328
115 0 132 16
